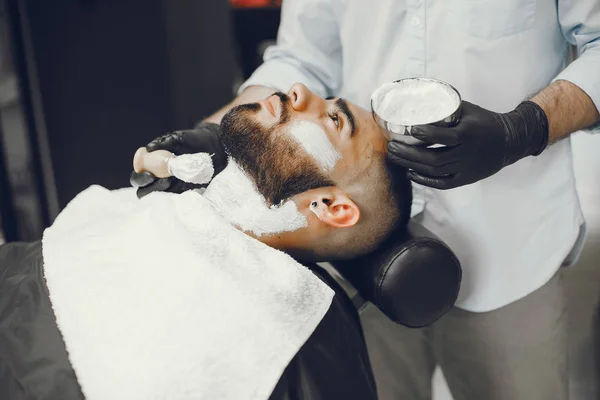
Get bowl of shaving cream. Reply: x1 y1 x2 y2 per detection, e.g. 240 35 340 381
371 78 462 145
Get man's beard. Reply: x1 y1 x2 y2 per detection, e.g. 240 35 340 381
220 93 335 205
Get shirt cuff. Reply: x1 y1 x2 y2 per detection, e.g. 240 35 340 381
553 51 600 134
238 58 329 99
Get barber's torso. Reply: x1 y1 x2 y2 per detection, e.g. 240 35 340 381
334 0 584 311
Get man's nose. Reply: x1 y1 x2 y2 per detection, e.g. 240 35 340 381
288 83 318 112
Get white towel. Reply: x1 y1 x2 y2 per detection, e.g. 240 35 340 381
42 185 334 400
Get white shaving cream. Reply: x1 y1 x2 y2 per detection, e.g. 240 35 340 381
167 152 215 185
371 80 459 126
202 160 307 236
288 120 341 172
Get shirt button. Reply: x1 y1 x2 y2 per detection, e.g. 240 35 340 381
411 16 421 26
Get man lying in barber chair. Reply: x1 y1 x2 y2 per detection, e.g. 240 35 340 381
0 83 461 400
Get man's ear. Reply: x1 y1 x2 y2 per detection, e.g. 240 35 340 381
305 188 360 228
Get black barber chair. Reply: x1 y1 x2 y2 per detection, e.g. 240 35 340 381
333 220 462 328
268 219 462 398
266 216 463 398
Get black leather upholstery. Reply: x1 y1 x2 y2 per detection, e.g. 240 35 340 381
333 220 462 328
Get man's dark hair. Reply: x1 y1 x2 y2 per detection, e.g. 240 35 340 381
387 159 412 233
321 154 412 261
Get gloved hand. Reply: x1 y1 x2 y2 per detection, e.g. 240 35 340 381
387 101 549 189
130 122 228 198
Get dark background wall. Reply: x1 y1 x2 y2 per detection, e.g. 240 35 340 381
22 0 238 210
0 0 285 241
0 0 282 242
0 0 282 241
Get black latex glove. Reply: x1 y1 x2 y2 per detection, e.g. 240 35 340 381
130 122 228 198
387 101 549 189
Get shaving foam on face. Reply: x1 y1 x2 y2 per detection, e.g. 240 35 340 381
288 120 341 172
372 80 459 126
166 152 215 185
202 160 307 236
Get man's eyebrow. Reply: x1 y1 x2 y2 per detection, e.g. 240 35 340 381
335 98 357 137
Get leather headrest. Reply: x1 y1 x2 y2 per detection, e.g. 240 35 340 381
332 220 462 328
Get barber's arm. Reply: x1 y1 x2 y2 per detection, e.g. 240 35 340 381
535 0 600 141
533 80 599 143
388 0 600 190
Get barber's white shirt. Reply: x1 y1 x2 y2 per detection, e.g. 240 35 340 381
240 0 600 312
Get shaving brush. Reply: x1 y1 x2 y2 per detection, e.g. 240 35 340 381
132 147 215 185
132 147 174 178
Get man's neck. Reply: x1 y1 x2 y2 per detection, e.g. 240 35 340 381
202 161 308 241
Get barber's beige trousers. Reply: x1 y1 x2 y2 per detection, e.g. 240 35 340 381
359 270 568 400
